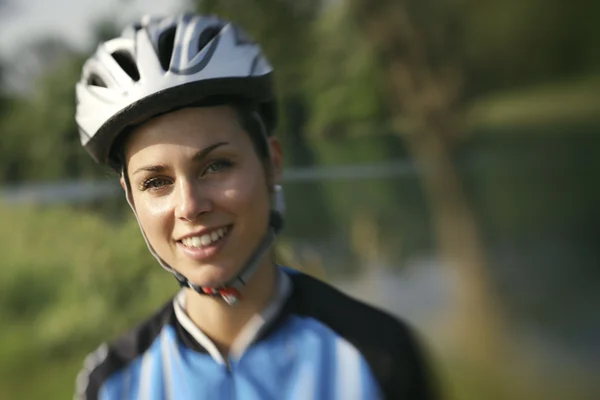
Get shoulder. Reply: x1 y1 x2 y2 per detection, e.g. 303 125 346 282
285 268 413 345
285 268 438 400
74 299 175 400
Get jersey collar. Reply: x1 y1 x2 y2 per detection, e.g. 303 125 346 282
172 267 292 364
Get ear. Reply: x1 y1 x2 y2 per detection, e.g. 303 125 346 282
267 136 283 186
119 175 127 192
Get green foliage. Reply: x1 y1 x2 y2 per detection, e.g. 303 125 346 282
0 204 176 398
305 2 388 137
311 134 432 264
463 0 600 95
0 55 107 182
197 0 321 97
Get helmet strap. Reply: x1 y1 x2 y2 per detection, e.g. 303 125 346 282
172 208 283 305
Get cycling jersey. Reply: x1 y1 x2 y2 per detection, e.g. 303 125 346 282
75 267 435 400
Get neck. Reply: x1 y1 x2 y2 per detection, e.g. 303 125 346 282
184 258 277 355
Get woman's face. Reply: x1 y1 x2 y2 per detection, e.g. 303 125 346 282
123 105 282 287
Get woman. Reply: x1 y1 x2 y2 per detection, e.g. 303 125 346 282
74 13 436 400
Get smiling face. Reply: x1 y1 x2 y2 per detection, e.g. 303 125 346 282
123 105 282 287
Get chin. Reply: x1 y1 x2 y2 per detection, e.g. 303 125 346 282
181 262 239 288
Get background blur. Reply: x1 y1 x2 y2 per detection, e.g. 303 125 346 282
1 0 599 399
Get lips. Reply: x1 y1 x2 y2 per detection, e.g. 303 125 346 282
176 225 233 262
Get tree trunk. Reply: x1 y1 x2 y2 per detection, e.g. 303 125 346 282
404 123 505 360
347 0 507 361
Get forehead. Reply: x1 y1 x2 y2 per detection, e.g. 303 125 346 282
125 105 246 159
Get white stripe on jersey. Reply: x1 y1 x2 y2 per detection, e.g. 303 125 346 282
335 338 363 400
74 343 108 400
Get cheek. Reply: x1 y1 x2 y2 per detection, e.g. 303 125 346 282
131 194 173 238
221 170 269 219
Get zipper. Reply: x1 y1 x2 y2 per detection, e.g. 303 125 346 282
225 357 235 400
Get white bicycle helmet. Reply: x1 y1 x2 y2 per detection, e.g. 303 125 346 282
75 14 284 305
76 13 277 171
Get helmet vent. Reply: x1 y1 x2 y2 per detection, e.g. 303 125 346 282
198 26 222 53
112 51 140 81
157 26 177 71
88 74 107 88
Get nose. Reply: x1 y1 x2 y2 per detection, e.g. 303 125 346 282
174 178 213 222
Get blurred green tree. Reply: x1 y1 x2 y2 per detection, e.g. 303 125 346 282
0 17 126 183
0 54 107 182
338 0 600 361
0 0 12 112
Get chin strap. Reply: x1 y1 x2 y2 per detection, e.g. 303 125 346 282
172 210 284 305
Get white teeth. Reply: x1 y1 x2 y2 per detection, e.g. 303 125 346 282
191 236 201 248
200 235 212 246
181 227 229 249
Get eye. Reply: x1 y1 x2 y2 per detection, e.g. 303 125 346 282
204 159 234 175
140 176 172 191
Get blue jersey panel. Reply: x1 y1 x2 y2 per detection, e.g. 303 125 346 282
98 316 382 400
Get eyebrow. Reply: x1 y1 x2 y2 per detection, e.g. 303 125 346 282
132 141 230 176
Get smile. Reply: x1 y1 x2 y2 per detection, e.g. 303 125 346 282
179 226 231 249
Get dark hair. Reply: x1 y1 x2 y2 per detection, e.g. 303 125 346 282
109 97 272 181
